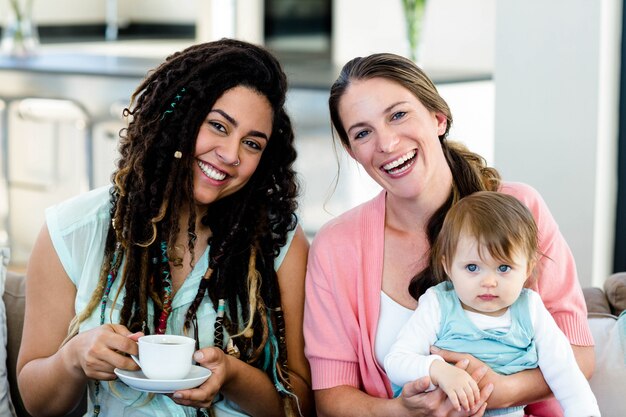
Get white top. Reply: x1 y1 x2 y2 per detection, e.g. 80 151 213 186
374 291 414 367
383 287 600 417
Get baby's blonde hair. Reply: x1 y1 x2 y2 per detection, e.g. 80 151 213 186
432 191 539 284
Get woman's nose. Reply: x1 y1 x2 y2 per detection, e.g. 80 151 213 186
377 132 399 153
216 141 240 166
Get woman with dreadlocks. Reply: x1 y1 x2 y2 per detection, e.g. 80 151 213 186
17 39 312 417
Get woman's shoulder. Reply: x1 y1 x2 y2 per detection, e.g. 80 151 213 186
46 186 113 234
499 181 549 215
45 186 112 286
499 181 540 199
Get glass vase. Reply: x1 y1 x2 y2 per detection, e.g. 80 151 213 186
1 1 39 57
402 0 427 63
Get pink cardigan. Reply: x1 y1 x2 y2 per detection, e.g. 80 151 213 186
303 182 593 409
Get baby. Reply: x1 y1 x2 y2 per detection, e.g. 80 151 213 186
384 191 600 417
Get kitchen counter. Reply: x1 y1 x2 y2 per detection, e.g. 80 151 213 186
0 41 492 91
0 52 162 79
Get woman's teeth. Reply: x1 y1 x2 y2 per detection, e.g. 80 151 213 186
197 160 227 181
382 150 416 173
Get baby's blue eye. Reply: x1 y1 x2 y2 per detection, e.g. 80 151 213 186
466 264 478 272
498 265 512 273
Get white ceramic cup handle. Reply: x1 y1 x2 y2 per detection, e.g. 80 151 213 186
130 354 142 368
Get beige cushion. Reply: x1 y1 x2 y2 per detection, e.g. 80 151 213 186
604 272 626 316
588 314 626 417
583 287 612 315
3 271 27 417
0 249 17 417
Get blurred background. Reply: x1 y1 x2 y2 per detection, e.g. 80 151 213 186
0 0 623 289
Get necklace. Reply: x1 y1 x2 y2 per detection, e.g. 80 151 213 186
156 241 173 334
93 244 121 417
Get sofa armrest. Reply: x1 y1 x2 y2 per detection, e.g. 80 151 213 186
3 271 86 417
583 272 626 417
3 271 29 417
604 272 626 316
587 313 625 417
583 287 612 316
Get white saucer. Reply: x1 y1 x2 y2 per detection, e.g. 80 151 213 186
114 365 212 393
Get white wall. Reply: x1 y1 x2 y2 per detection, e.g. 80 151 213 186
332 0 495 73
420 0 494 73
196 0 264 44
439 81 495 165
494 0 621 288
123 0 196 24
29 0 105 24
2 0 197 25
8 0 260 43
332 0 407 63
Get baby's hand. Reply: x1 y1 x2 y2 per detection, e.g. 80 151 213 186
430 359 480 412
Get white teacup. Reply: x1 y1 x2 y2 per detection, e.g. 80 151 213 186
131 335 195 380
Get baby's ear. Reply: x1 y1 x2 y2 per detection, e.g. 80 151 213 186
524 260 538 288
441 257 449 276
528 256 538 275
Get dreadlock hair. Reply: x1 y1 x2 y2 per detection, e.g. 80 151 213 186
328 53 501 301
66 39 300 415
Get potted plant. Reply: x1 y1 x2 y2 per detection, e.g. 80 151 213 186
401 0 427 62
1 0 39 56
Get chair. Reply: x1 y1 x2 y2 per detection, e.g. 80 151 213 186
6 98 91 265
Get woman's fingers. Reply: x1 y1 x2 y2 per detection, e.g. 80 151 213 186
471 383 493 414
73 325 140 378
193 347 223 366
170 347 227 408
171 380 219 408
470 402 488 417
124 331 145 343
402 375 432 397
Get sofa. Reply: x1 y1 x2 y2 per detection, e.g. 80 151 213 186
581 272 626 417
2 264 625 416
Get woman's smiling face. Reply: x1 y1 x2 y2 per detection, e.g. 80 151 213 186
192 85 273 208
338 77 450 200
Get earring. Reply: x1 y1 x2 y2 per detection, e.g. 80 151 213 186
174 151 182 159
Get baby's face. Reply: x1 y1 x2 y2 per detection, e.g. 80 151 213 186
445 233 530 317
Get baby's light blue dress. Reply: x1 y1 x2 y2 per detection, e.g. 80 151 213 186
433 281 538 416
